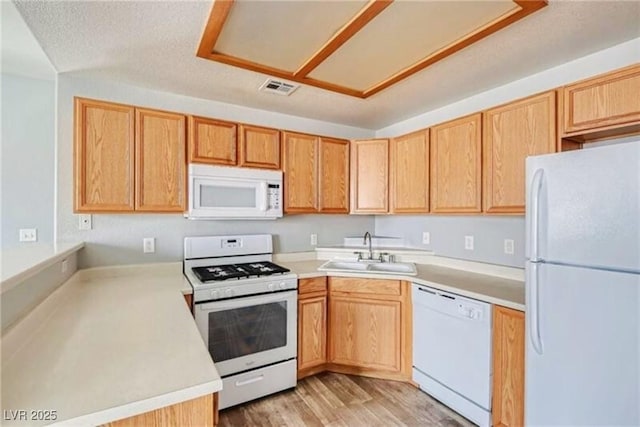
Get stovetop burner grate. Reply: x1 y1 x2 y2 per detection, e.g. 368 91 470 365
192 261 290 282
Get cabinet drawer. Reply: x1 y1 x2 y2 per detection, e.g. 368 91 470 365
329 277 401 296
298 277 327 295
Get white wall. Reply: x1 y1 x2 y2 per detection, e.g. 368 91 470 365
373 38 640 268
1 73 55 250
56 74 375 268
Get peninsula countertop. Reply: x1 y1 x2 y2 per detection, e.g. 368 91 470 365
1 264 221 426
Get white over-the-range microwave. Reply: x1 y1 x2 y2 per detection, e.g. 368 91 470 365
187 164 283 220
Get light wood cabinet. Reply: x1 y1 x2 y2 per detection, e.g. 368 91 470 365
75 99 186 213
562 64 640 137
483 91 556 214
318 138 350 213
430 114 482 213
104 393 216 427
188 116 237 165
135 108 187 212
282 132 318 213
390 129 430 213
350 139 389 213
492 306 525 427
74 98 135 212
238 124 281 169
298 277 328 379
327 278 411 381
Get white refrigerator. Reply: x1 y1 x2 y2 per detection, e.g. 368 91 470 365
525 141 640 426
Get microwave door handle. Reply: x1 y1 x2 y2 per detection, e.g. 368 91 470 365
258 182 268 211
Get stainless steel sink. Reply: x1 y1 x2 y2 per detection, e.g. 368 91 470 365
318 259 417 276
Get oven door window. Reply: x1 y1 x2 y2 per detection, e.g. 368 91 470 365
208 301 288 362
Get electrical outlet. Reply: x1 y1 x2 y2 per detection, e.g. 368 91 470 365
61 259 69 273
19 228 37 242
310 233 318 246
78 214 92 230
143 237 155 253
464 235 474 251
422 231 430 245
504 239 515 255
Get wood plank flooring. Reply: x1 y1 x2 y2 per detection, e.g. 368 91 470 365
219 372 475 427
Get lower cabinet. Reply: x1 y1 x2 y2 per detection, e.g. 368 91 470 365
104 393 218 426
492 306 525 427
326 277 412 381
297 277 328 379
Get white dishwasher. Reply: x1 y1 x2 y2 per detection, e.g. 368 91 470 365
412 283 492 427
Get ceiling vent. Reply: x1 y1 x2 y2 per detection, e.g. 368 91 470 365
259 78 299 96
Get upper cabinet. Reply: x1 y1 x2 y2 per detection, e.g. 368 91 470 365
135 108 187 212
561 64 640 138
282 132 318 213
74 98 135 212
282 133 350 214
318 138 350 213
483 91 556 214
430 114 482 213
390 130 430 213
188 116 237 165
238 124 281 170
351 139 389 214
75 99 187 213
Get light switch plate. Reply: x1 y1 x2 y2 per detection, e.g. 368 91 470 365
143 237 155 253
464 235 474 251
504 239 515 255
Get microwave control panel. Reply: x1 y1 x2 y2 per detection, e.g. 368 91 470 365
268 184 281 210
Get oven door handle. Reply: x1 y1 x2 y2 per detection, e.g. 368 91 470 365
196 290 297 311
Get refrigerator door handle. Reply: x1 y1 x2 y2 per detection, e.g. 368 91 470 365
529 169 544 261
528 262 544 355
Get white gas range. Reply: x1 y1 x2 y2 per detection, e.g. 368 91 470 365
183 234 298 410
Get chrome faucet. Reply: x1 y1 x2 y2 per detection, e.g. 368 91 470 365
363 231 373 260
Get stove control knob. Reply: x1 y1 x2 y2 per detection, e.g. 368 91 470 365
210 290 219 299
225 288 233 297
279 282 286 289
268 283 275 291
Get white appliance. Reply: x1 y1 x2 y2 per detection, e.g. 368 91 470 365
187 164 283 220
412 284 492 427
184 235 298 409
525 141 640 426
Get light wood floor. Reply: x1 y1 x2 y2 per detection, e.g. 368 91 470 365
219 372 475 427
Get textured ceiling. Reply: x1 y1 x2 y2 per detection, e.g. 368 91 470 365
13 0 640 130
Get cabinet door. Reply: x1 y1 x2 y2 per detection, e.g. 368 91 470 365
390 130 429 213
135 108 187 212
430 114 482 213
319 138 350 213
238 124 281 169
562 64 640 135
484 91 556 214
282 132 318 213
328 296 401 372
492 306 525 427
298 295 327 373
188 116 237 165
74 98 135 212
351 139 389 213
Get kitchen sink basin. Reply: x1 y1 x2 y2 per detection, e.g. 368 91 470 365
318 260 417 276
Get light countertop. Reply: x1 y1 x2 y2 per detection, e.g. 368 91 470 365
279 259 525 311
1 265 221 426
1 242 85 293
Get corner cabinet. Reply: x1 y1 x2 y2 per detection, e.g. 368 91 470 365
327 278 412 381
188 116 237 166
483 91 556 214
74 98 187 213
297 277 328 379
350 139 389 213
492 305 525 427
390 129 430 213
238 124 281 170
430 114 482 213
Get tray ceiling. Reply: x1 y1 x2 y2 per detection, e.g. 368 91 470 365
197 0 547 98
